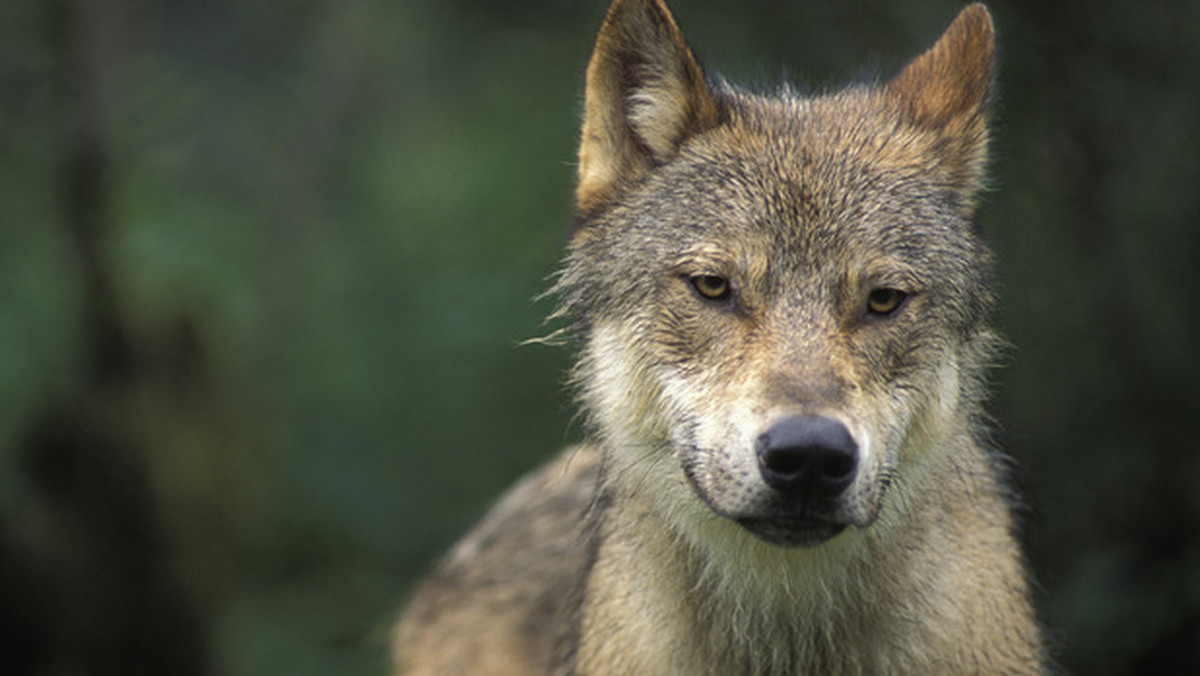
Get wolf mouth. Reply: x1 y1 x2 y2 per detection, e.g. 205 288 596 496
681 446 860 547
734 516 848 548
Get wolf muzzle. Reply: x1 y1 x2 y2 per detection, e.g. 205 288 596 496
755 415 858 500
724 415 863 547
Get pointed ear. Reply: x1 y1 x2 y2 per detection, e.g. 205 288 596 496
886 3 995 130
885 4 995 196
577 0 720 213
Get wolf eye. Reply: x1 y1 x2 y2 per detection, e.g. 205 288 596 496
689 274 731 301
866 288 908 316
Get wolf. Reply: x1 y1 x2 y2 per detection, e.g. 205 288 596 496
394 0 1047 673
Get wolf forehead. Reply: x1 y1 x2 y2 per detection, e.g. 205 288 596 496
570 94 989 288
585 92 983 245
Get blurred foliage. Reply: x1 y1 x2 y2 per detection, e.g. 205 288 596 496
1 0 1197 674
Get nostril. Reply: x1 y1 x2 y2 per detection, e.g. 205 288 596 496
756 416 858 497
822 453 855 480
759 447 804 477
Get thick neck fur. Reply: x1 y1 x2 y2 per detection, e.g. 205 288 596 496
582 417 1010 676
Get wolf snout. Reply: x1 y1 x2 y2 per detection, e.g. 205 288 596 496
755 416 858 499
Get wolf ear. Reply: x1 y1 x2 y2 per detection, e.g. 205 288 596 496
887 3 994 129
577 0 720 213
885 4 994 188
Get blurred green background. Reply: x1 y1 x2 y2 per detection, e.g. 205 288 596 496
1 0 1197 674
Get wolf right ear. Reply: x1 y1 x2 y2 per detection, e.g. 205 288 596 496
576 0 721 214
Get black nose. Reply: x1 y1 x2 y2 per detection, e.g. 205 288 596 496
755 416 858 498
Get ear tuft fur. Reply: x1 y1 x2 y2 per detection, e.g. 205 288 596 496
886 3 995 130
577 0 720 214
885 3 995 198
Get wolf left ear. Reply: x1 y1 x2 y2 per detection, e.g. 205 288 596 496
576 0 721 214
887 3 994 129
886 4 995 187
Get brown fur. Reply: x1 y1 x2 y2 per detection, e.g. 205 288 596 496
394 2 1047 673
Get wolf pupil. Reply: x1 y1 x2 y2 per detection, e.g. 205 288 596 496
867 288 907 315
691 275 730 300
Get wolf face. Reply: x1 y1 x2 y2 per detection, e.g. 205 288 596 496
556 1 998 549
396 5 1046 673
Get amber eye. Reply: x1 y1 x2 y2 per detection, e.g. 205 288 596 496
866 288 908 316
690 274 731 301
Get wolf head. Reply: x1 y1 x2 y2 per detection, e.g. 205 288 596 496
554 0 999 549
